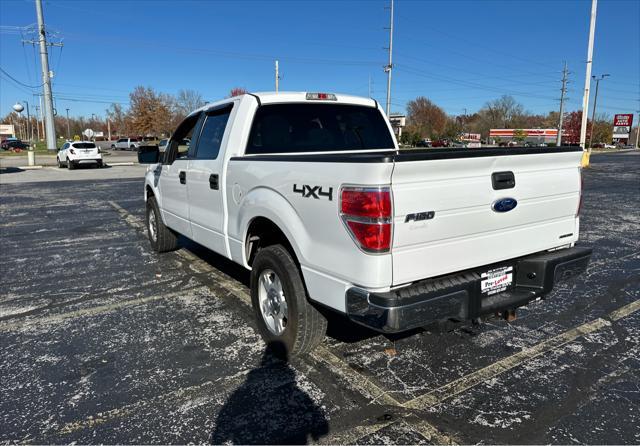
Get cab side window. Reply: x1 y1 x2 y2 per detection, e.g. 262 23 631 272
165 112 202 164
193 105 233 160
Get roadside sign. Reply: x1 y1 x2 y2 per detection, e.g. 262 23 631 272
83 128 95 139
613 114 633 139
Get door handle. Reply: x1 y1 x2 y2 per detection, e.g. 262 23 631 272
209 174 219 190
179 171 186 184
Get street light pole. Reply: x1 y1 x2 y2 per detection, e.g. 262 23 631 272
65 108 71 140
588 74 609 148
580 0 598 151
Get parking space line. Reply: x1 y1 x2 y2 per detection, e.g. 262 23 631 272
0 287 207 332
403 299 640 410
57 371 250 436
108 200 145 230
608 299 640 321
109 199 637 444
310 346 401 407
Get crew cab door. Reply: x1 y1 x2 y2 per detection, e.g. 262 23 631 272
157 112 202 238
186 104 234 256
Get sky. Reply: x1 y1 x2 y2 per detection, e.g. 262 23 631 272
1 0 639 121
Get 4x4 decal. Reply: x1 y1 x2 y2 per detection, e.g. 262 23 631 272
293 184 333 201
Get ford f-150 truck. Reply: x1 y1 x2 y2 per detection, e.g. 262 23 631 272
139 91 592 356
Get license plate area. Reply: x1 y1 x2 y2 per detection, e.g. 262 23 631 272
480 265 514 295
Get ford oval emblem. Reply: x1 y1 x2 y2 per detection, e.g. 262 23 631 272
492 197 518 213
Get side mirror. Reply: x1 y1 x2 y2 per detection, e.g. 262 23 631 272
138 145 160 164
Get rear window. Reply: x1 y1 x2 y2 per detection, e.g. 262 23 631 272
246 103 394 154
72 143 96 149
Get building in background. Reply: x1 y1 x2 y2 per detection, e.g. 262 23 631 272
490 129 558 145
0 124 16 140
612 114 633 144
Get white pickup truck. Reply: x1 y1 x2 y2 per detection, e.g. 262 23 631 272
139 92 591 356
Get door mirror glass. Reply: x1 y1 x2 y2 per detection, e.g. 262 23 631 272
138 145 159 164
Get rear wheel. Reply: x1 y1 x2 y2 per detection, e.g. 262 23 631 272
111 144 116 150
146 196 178 252
250 245 327 358
67 158 75 170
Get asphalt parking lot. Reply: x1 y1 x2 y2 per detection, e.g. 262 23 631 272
1 151 638 444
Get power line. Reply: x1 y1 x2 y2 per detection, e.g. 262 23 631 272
0 67 43 88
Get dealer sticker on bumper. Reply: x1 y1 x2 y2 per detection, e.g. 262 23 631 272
481 266 513 295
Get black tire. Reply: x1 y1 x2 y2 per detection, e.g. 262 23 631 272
96 161 103 168
67 158 75 170
111 144 116 150
130 145 136 150
250 245 327 358
57 157 63 168
146 196 178 253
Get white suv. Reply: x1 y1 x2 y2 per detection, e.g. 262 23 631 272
111 138 140 151
57 141 103 169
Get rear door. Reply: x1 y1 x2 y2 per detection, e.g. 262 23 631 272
186 103 234 256
157 113 202 237
390 149 583 285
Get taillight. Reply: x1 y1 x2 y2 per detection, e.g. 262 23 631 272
340 187 392 253
576 168 584 217
69 148 75 154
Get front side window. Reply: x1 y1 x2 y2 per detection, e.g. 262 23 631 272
117 138 126 143
194 106 232 159
164 113 201 164
246 103 394 154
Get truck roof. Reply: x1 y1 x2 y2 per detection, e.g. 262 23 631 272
192 91 378 117
251 91 377 107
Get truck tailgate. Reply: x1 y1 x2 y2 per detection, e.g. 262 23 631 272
391 149 582 286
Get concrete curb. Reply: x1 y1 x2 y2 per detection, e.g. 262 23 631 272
108 162 137 166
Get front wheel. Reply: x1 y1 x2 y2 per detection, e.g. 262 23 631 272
146 196 178 252
250 245 327 358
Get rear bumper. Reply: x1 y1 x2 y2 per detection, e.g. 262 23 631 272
346 246 592 333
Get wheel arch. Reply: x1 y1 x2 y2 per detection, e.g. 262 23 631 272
244 216 301 268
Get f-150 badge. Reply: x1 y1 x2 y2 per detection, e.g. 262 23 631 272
293 184 333 201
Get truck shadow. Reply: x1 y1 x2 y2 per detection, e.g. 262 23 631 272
209 340 329 444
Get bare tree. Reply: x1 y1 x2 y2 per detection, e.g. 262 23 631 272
175 89 205 117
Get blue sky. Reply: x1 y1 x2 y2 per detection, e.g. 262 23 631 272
1 0 638 120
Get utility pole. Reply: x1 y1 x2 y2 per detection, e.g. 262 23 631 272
65 108 71 140
580 0 598 152
636 110 640 149
384 0 394 117
557 61 569 146
275 60 279 92
34 105 41 141
588 74 609 147
22 100 31 142
34 0 58 151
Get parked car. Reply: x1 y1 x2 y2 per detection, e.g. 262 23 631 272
1 139 29 151
111 138 140 150
138 91 591 357
57 141 103 169
158 138 169 152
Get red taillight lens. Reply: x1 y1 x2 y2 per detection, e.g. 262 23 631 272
341 189 391 218
340 187 392 253
346 221 391 251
